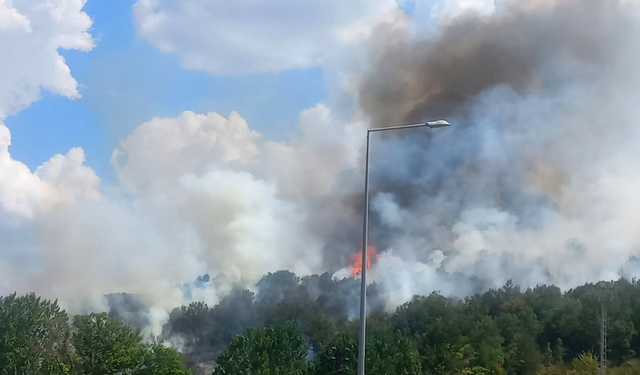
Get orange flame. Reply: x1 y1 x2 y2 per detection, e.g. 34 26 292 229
349 245 380 277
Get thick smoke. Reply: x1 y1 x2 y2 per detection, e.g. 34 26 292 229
357 0 640 301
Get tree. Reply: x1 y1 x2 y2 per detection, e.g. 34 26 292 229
392 293 467 374
542 342 553 374
215 322 307 375
0 293 76 375
312 333 357 375
142 344 192 375
73 313 149 375
496 299 542 375
553 338 565 365
311 326 422 375
568 352 599 375
503 334 541 375
467 316 505 374
366 327 422 375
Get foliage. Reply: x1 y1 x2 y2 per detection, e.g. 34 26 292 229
553 339 565 365
143 344 192 375
310 325 422 375
73 313 149 374
567 352 599 375
0 295 192 375
9 278 640 375
215 322 307 375
0 293 76 375
609 358 640 375
181 277 640 375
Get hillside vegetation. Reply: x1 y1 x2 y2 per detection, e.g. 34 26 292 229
4 276 640 374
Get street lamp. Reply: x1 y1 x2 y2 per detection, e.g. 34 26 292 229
357 119 451 375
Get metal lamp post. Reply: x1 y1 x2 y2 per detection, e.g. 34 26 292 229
357 119 451 375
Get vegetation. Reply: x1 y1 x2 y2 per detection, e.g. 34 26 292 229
0 293 191 375
167 274 640 374
5 275 640 374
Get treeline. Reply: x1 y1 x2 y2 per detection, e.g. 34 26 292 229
0 293 190 375
5 275 640 374
164 273 640 374
161 272 387 364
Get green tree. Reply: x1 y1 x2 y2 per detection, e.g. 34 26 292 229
215 322 307 375
567 352 599 375
142 344 192 375
167 302 211 349
73 313 148 375
393 293 468 374
312 333 357 375
553 339 565 365
504 335 541 375
468 316 505 374
311 326 421 375
0 293 76 375
541 342 553 375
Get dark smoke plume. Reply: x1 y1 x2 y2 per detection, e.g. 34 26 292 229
350 0 640 302
360 0 629 127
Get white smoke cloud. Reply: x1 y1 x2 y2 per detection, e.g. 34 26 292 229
111 111 261 191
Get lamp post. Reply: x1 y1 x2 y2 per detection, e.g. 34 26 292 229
357 119 451 375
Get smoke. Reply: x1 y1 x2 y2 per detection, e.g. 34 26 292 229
358 0 640 300
2 0 640 339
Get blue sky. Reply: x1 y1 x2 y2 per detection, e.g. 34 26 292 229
5 0 327 183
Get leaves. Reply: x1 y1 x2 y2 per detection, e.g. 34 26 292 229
215 322 307 375
0 293 76 375
0 294 191 375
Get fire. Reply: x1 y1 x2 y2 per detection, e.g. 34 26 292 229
349 245 380 277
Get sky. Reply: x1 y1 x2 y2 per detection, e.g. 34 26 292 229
2 0 496 182
4 0 328 183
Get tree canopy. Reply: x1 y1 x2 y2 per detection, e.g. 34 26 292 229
0 294 190 375
6 277 640 375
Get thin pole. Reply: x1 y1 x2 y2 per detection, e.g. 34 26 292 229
600 301 607 375
357 130 371 375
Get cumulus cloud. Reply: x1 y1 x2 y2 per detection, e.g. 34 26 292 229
0 0 30 30
133 0 403 74
0 0 96 217
0 0 93 117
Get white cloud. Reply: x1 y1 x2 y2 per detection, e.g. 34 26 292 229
133 0 402 74
0 0 93 117
0 0 30 30
0 1 98 220
0 124 100 220
36 147 101 202
0 124 55 219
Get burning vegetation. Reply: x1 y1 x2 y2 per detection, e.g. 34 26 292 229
348 246 380 277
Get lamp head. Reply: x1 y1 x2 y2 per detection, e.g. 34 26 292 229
426 119 451 128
